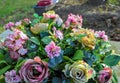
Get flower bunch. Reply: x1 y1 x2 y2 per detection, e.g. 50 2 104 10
0 11 120 83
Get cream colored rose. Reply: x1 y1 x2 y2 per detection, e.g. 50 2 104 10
63 61 95 83
30 23 48 34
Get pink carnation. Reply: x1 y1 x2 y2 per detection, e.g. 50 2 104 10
45 41 61 58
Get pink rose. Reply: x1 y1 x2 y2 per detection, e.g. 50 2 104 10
19 57 49 83
98 68 112 83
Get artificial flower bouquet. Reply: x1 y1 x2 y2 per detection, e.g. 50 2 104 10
0 11 120 83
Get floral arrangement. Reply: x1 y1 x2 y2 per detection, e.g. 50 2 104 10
0 11 120 83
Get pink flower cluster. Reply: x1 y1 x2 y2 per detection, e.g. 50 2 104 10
65 13 83 29
45 41 61 58
95 31 108 41
4 29 28 60
4 22 15 29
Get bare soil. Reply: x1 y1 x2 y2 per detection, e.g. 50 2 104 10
53 0 120 41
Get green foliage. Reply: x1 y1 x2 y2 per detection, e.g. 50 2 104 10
72 50 84 60
0 0 38 26
0 0 38 17
15 58 26 70
41 36 52 45
104 55 120 66
0 76 5 83
30 37 40 45
0 65 11 75
108 0 120 5
112 71 118 83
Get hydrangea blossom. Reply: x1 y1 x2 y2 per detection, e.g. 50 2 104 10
4 29 28 59
5 70 21 83
4 22 14 29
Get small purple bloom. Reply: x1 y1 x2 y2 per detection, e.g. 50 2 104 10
4 22 14 29
45 41 61 58
53 27 63 40
15 21 22 26
5 70 21 83
18 47 27 55
55 30 63 40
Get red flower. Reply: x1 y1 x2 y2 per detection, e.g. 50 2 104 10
37 0 52 6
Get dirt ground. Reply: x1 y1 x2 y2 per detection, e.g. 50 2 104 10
53 0 120 41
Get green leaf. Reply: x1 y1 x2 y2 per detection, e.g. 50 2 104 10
112 71 118 83
63 56 74 63
0 76 5 83
41 36 52 45
0 65 11 75
0 60 8 65
33 13 39 18
52 77 62 83
72 50 84 60
104 55 120 66
4 53 13 64
15 58 26 70
30 37 40 45
0 53 4 60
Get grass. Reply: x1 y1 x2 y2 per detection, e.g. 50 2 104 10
0 0 38 26
0 0 38 16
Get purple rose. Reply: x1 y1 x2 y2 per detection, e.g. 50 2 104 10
5 70 21 83
19 57 49 83
97 68 112 83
